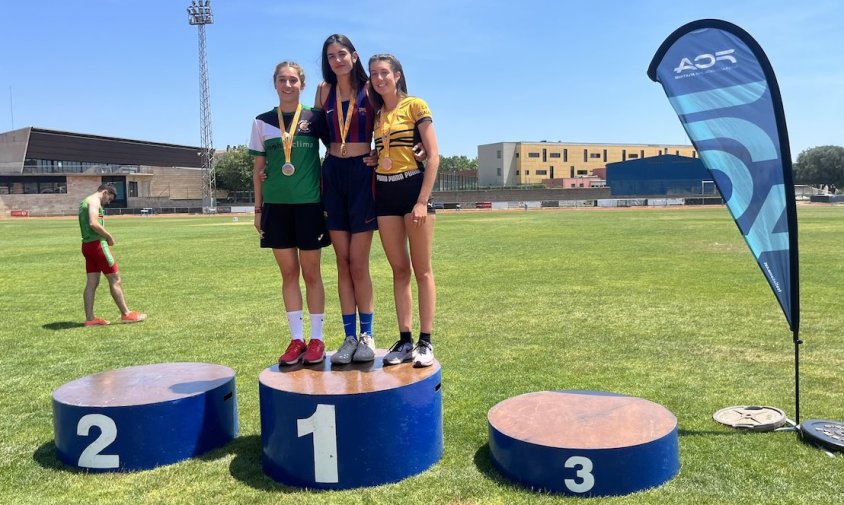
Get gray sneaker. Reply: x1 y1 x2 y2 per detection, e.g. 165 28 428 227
330 336 358 365
352 332 376 362
383 340 414 365
413 340 434 368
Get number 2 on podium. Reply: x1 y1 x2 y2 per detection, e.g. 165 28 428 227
297 404 339 483
77 414 120 469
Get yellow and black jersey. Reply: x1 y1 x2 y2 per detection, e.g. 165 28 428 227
374 97 432 174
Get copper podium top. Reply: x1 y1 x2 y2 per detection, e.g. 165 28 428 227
259 349 441 395
488 391 677 449
52 362 235 407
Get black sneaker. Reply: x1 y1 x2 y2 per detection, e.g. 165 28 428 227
383 340 414 365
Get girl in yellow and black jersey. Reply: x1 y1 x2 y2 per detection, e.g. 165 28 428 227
368 53 439 368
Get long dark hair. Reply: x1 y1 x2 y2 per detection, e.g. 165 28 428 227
367 54 408 110
320 34 368 89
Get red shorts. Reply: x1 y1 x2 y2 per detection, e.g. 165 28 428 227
82 240 119 274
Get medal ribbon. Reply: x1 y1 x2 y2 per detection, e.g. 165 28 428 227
277 103 302 166
378 107 395 170
335 87 355 154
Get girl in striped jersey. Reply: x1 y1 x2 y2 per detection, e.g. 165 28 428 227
314 34 380 365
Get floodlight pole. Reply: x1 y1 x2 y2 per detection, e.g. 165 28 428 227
187 0 216 213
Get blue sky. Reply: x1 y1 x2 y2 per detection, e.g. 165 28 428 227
1 0 841 159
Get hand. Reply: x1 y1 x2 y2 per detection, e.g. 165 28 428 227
106 235 115 246
363 149 378 167
260 167 268 182
254 214 263 238
412 143 427 162
410 202 428 227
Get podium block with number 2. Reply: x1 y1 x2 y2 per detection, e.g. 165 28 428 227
52 363 237 472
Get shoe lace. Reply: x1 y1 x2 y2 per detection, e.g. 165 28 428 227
416 341 430 355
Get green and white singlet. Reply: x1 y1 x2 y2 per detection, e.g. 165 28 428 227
248 106 327 204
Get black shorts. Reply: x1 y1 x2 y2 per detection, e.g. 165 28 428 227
260 202 331 250
322 155 378 233
375 169 437 217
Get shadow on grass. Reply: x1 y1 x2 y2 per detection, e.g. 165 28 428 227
33 440 83 473
473 443 513 487
224 435 299 493
43 321 85 330
679 428 752 437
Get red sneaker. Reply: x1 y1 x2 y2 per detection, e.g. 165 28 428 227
278 339 307 365
121 311 147 323
302 339 326 364
84 318 110 327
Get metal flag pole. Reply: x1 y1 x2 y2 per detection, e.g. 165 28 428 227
794 330 802 426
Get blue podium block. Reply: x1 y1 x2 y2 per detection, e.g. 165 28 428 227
259 349 442 489
488 390 679 497
52 362 238 472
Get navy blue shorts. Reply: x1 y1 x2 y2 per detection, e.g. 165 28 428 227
375 169 436 217
260 202 331 250
321 155 378 233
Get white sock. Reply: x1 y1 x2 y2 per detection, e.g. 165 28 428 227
310 313 324 341
287 310 304 341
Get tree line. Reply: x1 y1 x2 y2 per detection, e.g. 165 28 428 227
793 145 844 190
214 146 478 192
216 144 842 193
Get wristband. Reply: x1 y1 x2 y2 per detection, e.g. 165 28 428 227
254 208 262 213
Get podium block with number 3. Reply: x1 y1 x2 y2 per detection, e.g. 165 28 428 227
488 390 679 496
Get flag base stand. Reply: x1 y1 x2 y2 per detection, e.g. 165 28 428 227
773 418 798 432
713 405 787 431
798 420 844 453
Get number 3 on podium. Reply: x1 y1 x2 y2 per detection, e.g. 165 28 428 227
564 456 595 493
297 404 339 483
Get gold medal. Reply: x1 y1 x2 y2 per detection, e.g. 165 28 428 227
335 88 355 157
277 103 302 174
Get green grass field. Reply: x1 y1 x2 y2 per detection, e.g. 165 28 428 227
1 205 842 504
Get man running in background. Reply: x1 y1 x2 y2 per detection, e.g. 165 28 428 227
79 184 146 326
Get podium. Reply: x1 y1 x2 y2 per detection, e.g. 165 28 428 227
52 362 238 471
488 390 679 496
259 349 442 489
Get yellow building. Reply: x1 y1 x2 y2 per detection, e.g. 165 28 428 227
478 142 697 187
